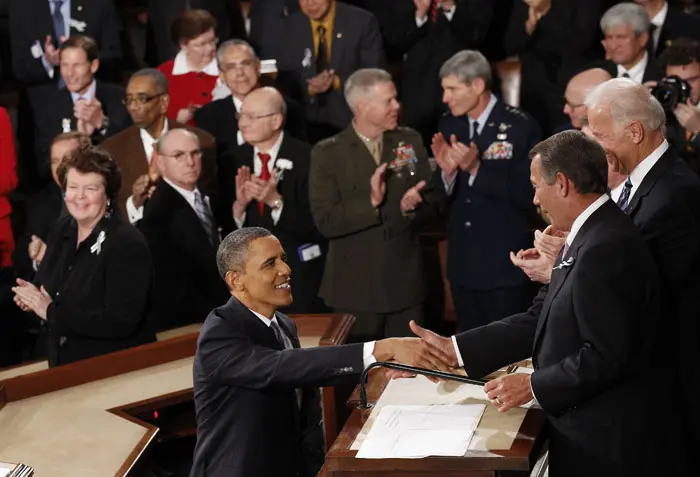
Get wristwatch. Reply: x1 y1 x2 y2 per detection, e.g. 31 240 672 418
271 198 283 209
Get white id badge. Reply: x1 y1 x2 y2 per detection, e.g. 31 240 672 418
298 244 322 262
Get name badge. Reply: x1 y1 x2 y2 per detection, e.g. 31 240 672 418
298 244 322 262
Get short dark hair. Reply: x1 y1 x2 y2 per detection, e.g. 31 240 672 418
659 37 700 68
51 131 90 149
130 68 169 94
57 146 122 210
171 9 217 45
60 35 100 62
216 227 273 279
529 130 608 195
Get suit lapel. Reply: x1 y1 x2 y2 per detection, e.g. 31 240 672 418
159 181 215 251
533 248 576 347
300 17 316 81
69 1 88 35
223 296 284 350
625 148 676 216
276 313 300 349
329 3 346 72
342 126 378 178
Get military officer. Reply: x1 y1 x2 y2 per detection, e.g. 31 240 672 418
432 50 541 332
309 68 438 342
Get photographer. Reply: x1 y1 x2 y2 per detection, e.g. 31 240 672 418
657 38 700 175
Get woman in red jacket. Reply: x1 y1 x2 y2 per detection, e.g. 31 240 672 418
0 107 18 269
157 9 230 126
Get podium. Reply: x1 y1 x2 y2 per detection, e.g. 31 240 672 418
323 369 548 477
0 314 354 477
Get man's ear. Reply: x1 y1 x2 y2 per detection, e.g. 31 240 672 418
555 172 570 197
225 271 244 292
627 121 645 145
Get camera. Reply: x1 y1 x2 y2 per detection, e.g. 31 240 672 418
651 76 691 111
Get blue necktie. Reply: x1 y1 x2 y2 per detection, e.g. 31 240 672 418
470 120 479 142
194 190 217 246
52 1 66 40
270 320 287 348
616 178 633 213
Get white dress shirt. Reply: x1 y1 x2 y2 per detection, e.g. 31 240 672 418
161 177 212 216
233 131 286 229
610 140 668 206
617 51 649 84
41 0 71 78
650 2 669 54
126 121 170 223
172 50 231 101
443 93 498 193
609 178 626 203
416 2 456 27
69 79 96 103
232 95 246 146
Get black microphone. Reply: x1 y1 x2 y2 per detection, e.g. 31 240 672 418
358 361 488 409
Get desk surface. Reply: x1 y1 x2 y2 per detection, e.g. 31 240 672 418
0 314 353 477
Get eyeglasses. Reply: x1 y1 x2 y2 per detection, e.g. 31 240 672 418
235 112 278 121
122 93 165 106
562 96 585 109
160 149 203 162
221 60 256 72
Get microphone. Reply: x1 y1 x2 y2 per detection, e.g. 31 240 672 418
358 361 487 409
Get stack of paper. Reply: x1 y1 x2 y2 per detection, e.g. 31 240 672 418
356 404 486 459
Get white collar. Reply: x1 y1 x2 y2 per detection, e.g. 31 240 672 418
171 50 219 76
139 120 169 145
609 178 627 203
566 194 610 247
254 131 285 162
617 51 649 83
248 307 279 327
468 93 497 133
70 79 97 104
162 176 201 209
232 95 243 111
627 139 669 201
651 2 669 28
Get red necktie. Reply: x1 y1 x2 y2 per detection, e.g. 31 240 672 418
430 0 440 22
258 152 271 216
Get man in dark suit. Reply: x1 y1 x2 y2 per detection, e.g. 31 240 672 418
276 0 384 143
636 0 700 57
220 87 326 313
190 226 454 477
138 129 228 330
309 69 438 342
587 77 700 472
101 68 218 220
247 0 300 59
33 35 129 184
381 0 493 146
433 50 541 332
194 39 306 162
599 3 664 83
408 130 676 477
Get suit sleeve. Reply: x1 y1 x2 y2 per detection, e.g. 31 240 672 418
503 1 532 57
199 137 220 202
358 12 385 69
472 118 540 210
95 0 123 81
531 243 651 415
308 145 381 238
0 109 18 197
8 0 52 84
448 0 493 48
198 318 366 390
47 230 153 339
455 285 545 378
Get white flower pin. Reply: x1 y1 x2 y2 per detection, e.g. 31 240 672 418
62 118 71 133
275 159 293 181
68 18 87 33
302 48 313 68
552 257 575 271
90 231 106 255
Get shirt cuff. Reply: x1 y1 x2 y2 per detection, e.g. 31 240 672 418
443 6 456 21
363 340 377 369
126 196 144 224
442 170 457 195
451 335 465 368
234 212 246 230
32 259 40 272
271 203 283 225
41 55 55 79
468 174 476 186
416 15 428 28
529 375 541 408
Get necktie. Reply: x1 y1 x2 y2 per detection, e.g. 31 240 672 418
561 242 570 258
430 0 440 22
258 152 271 216
621 72 630 79
316 25 329 73
616 177 633 213
270 320 287 348
367 140 382 165
470 120 480 142
52 0 65 40
648 23 658 54
194 190 217 245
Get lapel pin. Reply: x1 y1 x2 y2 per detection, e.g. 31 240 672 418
336 33 342 39
77 5 82 11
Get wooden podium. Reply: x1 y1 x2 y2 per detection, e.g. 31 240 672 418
0 314 354 477
322 370 548 477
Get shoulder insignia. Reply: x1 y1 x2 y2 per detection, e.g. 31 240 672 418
315 136 338 148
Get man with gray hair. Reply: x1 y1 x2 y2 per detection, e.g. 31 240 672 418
599 2 663 83
432 49 541 332
309 68 437 342
587 77 700 469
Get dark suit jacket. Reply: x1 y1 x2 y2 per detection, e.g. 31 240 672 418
436 98 541 290
666 119 700 176
191 296 364 477
276 1 384 132
138 181 228 330
248 0 300 59
35 214 156 367
456 200 674 476
33 80 130 181
219 134 327 313
653 7 700 57
100 120 218 217
194 93 308 161
309 126 437 313
599 56 664 83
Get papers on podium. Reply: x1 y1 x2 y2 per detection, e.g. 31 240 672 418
356 404 486 459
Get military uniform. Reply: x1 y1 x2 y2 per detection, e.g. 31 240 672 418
435 96 541 332
309 125 437 341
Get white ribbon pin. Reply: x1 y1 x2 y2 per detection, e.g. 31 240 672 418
552 257 574 271
90 231 106 255
68 18 87 33
302 48 312 68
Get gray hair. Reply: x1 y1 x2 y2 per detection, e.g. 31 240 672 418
130 68 169 94
216 227 273 278
439 50 492 90
600 3 650 37
530 130 608 195
217 39 259 66
344 68 393 110
585 78 666 133
155 128 201 155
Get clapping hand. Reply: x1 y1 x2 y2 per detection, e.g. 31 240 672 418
12 279 53 320
414 0 431 19
400 180 426 213
431 133 459 181
446 135 480 173
74 98 105 135
510 248 554 284
44 35 66 66
534 225 567 260
307 70 335 95
674 100 700 135
233 166 253 219
370 163 388 208
28 235 47 264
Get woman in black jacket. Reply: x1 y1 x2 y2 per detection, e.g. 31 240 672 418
13 146 156 366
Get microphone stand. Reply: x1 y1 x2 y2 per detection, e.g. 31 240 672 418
358 361 487 409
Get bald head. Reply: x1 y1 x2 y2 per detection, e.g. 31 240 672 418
238 87 287 146
564 68 612 129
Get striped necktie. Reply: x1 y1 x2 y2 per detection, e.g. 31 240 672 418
194 190 217 245
616 177 633 213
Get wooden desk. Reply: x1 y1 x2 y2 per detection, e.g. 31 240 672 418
324 371 547 477
0 314 354 477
